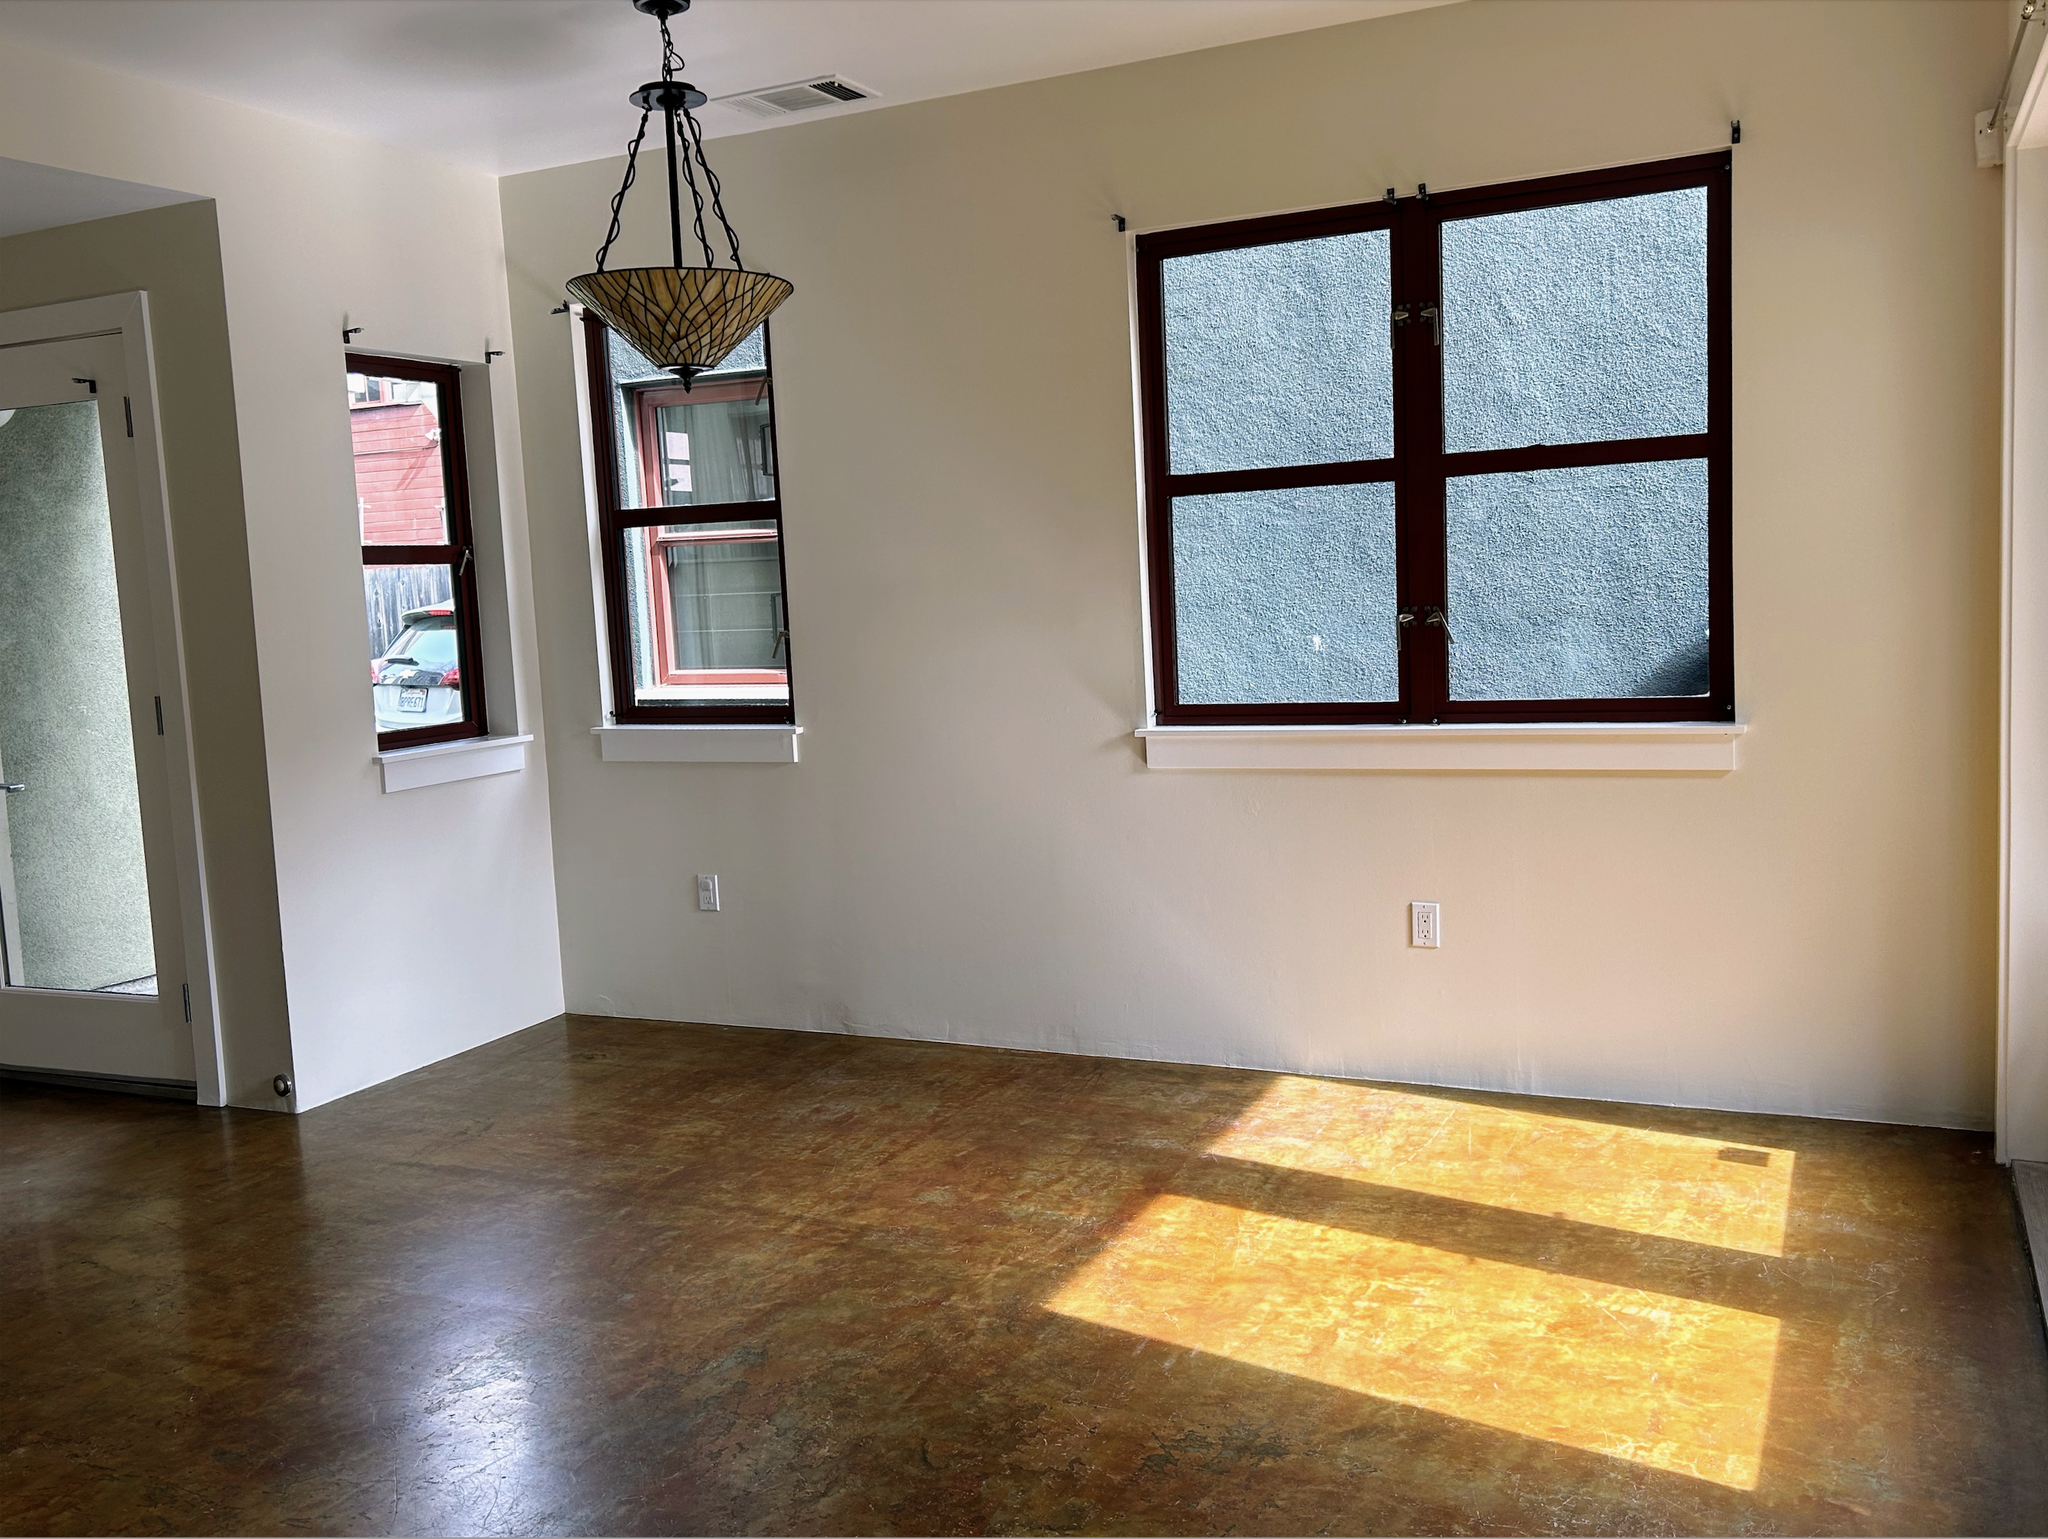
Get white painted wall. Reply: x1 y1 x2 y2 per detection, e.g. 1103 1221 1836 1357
505 0 2006 1130
0 44 564 1109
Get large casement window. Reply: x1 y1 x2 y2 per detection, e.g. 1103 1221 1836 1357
348 353 488 748
1137 153 1730 726
583 317 793 723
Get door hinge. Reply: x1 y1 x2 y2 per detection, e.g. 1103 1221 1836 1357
182 983 191 1022
154 696 163 735
124 396 134 437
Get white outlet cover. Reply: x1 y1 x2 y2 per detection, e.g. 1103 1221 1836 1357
1410 900 1441 948
697 874 720 912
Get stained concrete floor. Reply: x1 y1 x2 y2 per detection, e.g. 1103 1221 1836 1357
3 1016 2045 1537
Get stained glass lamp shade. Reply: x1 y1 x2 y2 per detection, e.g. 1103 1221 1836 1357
566 267 793 378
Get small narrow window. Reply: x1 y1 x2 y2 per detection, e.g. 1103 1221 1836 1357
347 354 487 747
582 318 793 723
1136 152 1730 725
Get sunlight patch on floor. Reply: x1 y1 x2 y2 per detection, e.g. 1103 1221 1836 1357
1048 1192 1779 1489
1205 1076 1795 1256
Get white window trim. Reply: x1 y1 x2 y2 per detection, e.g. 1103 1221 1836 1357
593 724 801 764
1137 720 1743 773
374 733 532 793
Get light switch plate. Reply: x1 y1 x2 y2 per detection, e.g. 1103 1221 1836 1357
697 874 720 912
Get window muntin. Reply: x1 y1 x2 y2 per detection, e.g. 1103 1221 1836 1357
348 356 486 747
585 319 794 722
1137 153 1730 726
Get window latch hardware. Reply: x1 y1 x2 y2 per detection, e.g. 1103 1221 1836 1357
1423 605 1454 645
457 547 473 576
1420 304 1441 346
1391 303 1411 346
1396 608 1416 646
0 782 24 794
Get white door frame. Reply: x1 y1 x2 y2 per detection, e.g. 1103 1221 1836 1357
0 292 224 1105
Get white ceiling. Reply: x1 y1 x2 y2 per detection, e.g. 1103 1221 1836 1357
0 0 1456 177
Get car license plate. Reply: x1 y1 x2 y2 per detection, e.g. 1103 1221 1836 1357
399 687 428 713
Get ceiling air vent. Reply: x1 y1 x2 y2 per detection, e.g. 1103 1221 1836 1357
714 77 876 120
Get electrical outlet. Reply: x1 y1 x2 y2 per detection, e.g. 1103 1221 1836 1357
697 874 720 912
1410 901 1441 948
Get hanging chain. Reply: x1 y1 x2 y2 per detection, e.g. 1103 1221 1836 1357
684 108 746 271
594 110 651 273
598 11 751 274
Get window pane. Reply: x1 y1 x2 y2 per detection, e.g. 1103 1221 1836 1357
1163 230 1393 474
1445 460 1708 701
1441 187 1707 453
1173 484 1398 704
609 327 773 511
348 373 451 543
365 564 471 732
0 400 157 993
618 523 789 706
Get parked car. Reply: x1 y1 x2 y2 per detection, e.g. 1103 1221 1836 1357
372 605 462 732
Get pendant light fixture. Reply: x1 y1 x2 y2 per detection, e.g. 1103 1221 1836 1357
566 0 793 389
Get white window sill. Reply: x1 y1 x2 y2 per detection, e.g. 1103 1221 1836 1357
593 724 802 764
1136 721 1745 774
375 733 532 793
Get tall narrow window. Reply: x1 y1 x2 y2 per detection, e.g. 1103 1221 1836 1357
348 354 487 747
1136 152 1730 725
583 318 793 723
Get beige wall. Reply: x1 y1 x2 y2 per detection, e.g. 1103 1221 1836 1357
505 0 2007 1130
0 201 293 1095
0 44 565 1109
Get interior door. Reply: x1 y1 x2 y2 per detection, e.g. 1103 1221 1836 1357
0 333 192 1088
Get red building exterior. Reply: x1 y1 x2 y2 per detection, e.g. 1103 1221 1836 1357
350 400 446 543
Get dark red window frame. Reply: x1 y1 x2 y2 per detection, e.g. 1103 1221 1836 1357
582 315 795 725
1136 151 1733 726
350 352 489 749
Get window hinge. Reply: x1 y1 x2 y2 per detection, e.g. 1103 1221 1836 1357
124 396 134 437
154 696 163 735
182 982 191 1022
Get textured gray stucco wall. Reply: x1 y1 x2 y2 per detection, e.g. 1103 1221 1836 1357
0 400 156 990
1447 459 1709 699
1442 186 1707 452
1164 229 1393 473
1174 483 1398 703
